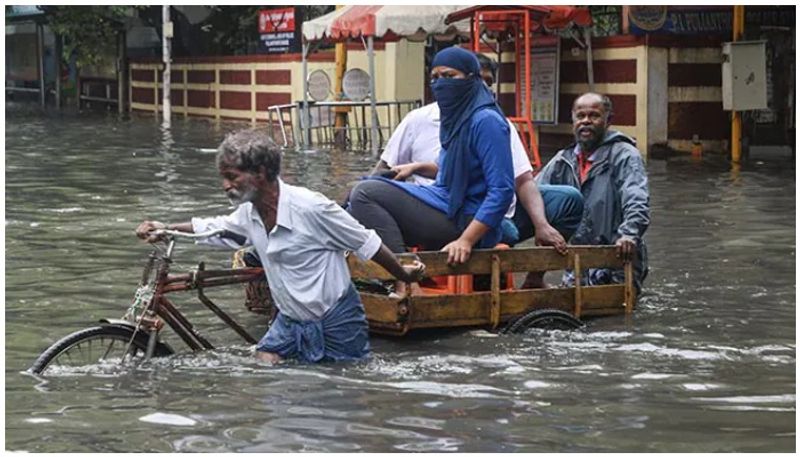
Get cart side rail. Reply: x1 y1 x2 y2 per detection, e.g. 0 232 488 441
349 245 635 335
348 245 624 280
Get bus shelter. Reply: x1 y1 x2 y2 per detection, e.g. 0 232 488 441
446 6 592 169
300 5 470 156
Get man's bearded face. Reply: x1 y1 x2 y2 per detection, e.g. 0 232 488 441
572 97 609 151
220 165 259 206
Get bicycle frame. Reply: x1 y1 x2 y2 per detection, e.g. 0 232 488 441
126 230 265 356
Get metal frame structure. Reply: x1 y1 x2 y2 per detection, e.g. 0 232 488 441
470 9 542 169
447 5 593 171
300 37 382 156
267 99 421 149
300 6 472 155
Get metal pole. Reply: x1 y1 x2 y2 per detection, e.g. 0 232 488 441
76 67 81 110
731 5 745 164
118 30 127 115
472 12 480 52
162 5 172 127
37 23 45 108
525 13 531 119
585 26 595 92
621 6 631 34
334 6 348 147
515 21 522 115
55 33 62 109
495 43 501 101
368 35 379 158
302 41 311 148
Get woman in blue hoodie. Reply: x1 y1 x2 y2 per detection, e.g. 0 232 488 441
349 47 515 282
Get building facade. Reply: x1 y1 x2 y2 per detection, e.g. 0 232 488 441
8 5 793 158
530 5 795 157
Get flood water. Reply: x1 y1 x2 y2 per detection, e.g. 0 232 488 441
5 109 796 452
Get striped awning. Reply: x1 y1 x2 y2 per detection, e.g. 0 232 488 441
302 5 472 42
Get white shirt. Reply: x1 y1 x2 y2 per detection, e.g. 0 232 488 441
380 103 441 185
381 102 532 217
192 180 382 322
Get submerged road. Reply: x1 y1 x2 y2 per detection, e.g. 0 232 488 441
5 110 795 452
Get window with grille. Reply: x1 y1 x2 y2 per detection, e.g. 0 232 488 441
590 6 622 37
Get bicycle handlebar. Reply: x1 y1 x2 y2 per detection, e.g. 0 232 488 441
148 227 248 247
152 228 227 240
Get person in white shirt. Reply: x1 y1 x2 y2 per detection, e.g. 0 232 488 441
136 129 425 364
372 102 441 185
369 53 584 288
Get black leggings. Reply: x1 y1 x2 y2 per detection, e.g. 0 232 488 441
348 179 460 253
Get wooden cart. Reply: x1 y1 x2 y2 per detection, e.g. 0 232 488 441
347 245 635 335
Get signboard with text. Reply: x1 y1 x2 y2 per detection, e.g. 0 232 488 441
518 35 560 125
258 7 301 54
629 6 794 35
342 69 371 101
307 70 331 101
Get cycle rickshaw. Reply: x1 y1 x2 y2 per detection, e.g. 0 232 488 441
30 229 635 375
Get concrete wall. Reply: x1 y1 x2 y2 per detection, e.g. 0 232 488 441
386 40 426 102
126 33 736 156
537 38 648 158
130 58 302 121
647 47 669 146
494 34 733 160
666 46 728 153
128 39 425 147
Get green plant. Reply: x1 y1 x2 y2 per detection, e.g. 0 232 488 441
42 6 134 68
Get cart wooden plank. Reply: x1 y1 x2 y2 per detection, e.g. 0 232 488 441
362 284 627 332
350 245 632 335
349 246 624 280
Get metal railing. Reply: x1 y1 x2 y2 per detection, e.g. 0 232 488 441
5 80 43 99
266 99 422 151
5 86 41 94
265 103 297 148
79 77 118 108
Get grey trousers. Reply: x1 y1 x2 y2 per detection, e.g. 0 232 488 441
348 179 460 253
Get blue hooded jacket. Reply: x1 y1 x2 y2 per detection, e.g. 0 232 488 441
378 47 515 248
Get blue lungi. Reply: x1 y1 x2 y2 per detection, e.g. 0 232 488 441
256 283 370 363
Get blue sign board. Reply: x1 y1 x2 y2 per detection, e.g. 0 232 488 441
629 6 794 35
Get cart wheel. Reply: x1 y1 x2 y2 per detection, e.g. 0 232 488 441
29 325 173 375
500 309 584 334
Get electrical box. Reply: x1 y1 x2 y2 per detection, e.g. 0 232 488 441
721 40 768 111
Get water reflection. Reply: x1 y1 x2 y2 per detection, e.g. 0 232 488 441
5 111 796 452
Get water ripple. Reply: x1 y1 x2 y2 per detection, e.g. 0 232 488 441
6 113 795 453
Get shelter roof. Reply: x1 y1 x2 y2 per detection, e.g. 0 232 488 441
302 5 471 42
445 5 592 31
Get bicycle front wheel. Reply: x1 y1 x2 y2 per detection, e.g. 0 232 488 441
29 325 173 375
